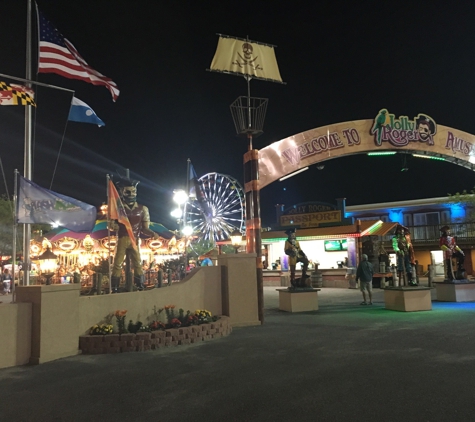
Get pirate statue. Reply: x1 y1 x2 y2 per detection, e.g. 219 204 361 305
110 178 159 292
392 224 417 286
439 225 465 280
284 228 309 287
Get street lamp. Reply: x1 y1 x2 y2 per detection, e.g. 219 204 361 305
171 189 188 229
230 229 242 254
38 247 58 285
173 189 188 206
172 189 189 279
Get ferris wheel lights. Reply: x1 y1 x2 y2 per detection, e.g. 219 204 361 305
173 189 188 205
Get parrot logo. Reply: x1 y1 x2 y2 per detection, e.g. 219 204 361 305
371 108 391 146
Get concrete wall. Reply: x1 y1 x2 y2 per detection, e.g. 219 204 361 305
0 302 32 369
5 254 260 368
78 266 223 335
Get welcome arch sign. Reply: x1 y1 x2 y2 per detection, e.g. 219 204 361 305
258 109 475 189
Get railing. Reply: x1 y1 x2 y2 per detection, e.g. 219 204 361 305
377 222 475 246
406 222 475 244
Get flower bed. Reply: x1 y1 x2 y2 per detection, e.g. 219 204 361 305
79 316 231 354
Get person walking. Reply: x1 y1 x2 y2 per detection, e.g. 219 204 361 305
356 254 374 305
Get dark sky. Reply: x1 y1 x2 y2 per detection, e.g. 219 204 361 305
2 0 475 230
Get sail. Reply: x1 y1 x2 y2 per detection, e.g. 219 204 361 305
209 35 283 83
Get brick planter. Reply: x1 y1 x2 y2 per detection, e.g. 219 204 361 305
79 316 232 354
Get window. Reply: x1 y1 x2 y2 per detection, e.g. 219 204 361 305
413 212 440 240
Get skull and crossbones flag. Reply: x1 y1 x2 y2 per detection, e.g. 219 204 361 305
209 34 284 83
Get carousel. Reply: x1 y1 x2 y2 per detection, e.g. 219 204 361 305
29 220 189 288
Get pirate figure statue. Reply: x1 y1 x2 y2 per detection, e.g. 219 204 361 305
392 224 417 286
439 225 465 281
110 177 159 292
284 228 309 287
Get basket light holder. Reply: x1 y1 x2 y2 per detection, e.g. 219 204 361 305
230 96 268 137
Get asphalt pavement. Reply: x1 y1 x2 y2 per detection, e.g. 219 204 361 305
1 282 475 422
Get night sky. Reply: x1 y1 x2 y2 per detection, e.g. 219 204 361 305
2 1 475 231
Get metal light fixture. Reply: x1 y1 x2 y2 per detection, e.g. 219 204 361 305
230 229 242 254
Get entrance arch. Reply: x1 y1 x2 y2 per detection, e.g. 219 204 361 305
258 110 475 188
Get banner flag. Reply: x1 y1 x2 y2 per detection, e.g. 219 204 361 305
209 35 283 83
37 8 120 101
108 180 137 250
16 176 96 232
0 81 36 106
68 96 105 126
189 163 211 217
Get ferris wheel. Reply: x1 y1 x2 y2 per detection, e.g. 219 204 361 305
184 172 245 242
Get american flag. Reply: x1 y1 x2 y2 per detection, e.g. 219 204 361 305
37 9 120 102
108 180 137 250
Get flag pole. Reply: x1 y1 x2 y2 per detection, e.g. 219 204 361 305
107 174 112 294
12 170 18 302
23 0 33 287
185 158 190 268
0 72 75 93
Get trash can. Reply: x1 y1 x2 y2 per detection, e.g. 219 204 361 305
310 271 323 288
346 267 357 289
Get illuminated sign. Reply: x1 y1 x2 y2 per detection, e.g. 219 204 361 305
371 109 437 147
324 239 348 252
258 114 475 189
280 210 341 227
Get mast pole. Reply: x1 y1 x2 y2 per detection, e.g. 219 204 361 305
242 50 263 322
23 0 33 286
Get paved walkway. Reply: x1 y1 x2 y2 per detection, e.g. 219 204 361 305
1 282 475 421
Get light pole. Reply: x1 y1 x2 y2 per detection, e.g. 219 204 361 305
171 189 189 277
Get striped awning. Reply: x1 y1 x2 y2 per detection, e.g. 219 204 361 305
261 220 394 242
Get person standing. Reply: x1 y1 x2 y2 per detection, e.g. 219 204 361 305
356 254 374 305
2 268 12 295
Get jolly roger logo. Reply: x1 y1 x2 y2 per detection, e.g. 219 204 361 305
232 42 263 71
371 108 437 147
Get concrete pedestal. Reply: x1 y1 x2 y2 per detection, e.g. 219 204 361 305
277 289 320 312
384 287 432 312
15 284 81 364
436 282 475 302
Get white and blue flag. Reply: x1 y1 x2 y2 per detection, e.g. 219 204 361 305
16 176 96 232
68 96 105 126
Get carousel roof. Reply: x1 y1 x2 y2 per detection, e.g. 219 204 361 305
44 220 175 242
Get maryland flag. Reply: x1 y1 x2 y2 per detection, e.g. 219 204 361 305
108 180 137 250
0 81 36 106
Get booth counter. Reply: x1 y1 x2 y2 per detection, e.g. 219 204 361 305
263 268 348 288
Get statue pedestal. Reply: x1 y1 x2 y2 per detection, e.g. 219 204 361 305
436 281 475 302
276 289 320 312
384 287 432 312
